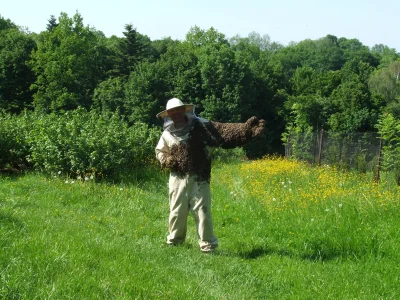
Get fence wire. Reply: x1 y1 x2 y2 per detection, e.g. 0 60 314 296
285 131 382 173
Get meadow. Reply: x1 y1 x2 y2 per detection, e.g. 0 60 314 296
1 156 399 299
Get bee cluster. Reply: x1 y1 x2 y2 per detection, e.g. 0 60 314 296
208 121 252 148
164 117 264 182
165 120 213 182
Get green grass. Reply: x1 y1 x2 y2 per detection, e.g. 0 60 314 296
1 160 399 299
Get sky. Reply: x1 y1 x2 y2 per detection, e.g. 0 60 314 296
2 0 399 52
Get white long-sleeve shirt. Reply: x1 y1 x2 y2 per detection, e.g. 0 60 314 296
155 117 211 165
155 130 182 164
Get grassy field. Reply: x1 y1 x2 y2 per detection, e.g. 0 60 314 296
1 157 399 299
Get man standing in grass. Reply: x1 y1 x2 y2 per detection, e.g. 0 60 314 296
155 98 265 253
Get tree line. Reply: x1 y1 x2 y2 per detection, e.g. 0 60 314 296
1 12 400 158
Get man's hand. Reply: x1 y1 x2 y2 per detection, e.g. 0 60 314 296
245 116 265 138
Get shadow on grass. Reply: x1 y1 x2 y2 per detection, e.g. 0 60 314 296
232 244 371 262
0 169 26 180
236 246 275 259
234 247 299 260
0 211 25 231
82 165 169 188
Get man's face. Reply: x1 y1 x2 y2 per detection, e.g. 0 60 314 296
167 106 186 123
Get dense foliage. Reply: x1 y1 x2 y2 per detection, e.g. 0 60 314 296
1 12 400 174
376 113 400 184
0 109 159 178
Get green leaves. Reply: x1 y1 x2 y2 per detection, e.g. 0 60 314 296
29 12 108 112
0 109 159 177
0 22 36 112
2 11 400 162
376 113 400 184
92 77 126 115
0 111 31 169
124 61 167 125
28 108 159 177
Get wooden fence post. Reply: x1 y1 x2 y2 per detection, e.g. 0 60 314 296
374 135 383 183
318 129 324 166
286 134 290 158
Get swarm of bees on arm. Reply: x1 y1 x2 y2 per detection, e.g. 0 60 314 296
163 117 265 183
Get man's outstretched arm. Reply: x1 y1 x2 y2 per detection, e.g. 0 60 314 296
205 117 265 149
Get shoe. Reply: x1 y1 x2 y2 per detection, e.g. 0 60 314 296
200 245 217 253
166 242 181 247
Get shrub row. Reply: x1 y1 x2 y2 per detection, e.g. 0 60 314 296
0 108 160 178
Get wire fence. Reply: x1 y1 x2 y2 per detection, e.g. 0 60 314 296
285 130 384 181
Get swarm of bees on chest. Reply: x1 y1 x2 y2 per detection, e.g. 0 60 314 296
164 118 259 182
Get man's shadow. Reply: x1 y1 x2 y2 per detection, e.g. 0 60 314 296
220 245 360 262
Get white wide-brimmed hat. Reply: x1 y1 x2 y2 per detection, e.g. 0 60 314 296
156 98 195 118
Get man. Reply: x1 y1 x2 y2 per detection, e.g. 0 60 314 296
155 98 265 253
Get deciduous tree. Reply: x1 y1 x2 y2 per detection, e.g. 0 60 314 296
0 19 36 112
30 12 109 112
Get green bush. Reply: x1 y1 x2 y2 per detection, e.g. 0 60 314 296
26 108 160 178
376 113 400 185
0 109 160 177
0 111 31 170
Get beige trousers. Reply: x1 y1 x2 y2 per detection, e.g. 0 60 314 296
167 174 218 251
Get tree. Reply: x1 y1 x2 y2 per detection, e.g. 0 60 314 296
197 44 243 122
183 27 245 121
338 37 379 68
325 59 376 132
284 95 327 132
149 37 180 61
307 35 344 72
124 61 167 125
0 20 37 112
285 68 338 131
272 39 315 81
92 77 126 115
29 12 109 112
329 80 374 132
46 15 58 32
368 68 398 101
340 59 374 83
229 31 282 52
159 41 204 112
0 15 17 30
110 24 147 77
368 60 400 117
389 60 400 84
290 66 318 96
371 44 399 67
185 26 229 48
247 50 287 155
